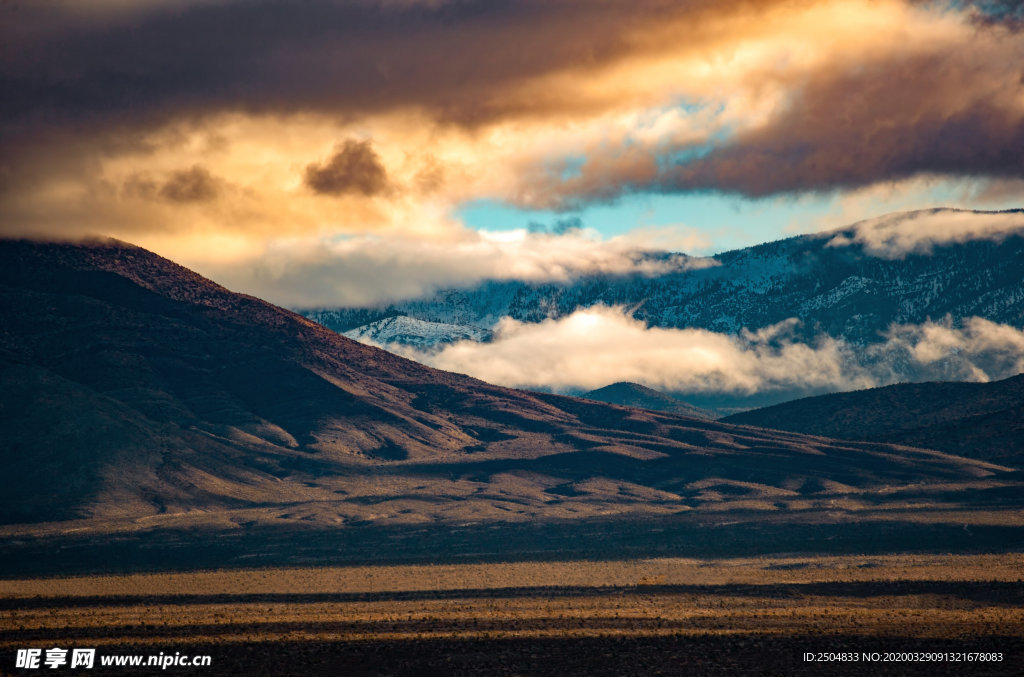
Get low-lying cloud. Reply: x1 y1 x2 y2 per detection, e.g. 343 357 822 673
201 230 718 308
827 208 1024 258
375 306 1024 396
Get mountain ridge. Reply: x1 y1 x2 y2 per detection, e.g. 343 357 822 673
581 382 713 419
343 315 493 348
722 373 1024 467
303 209 1024 349
0 237 1012 535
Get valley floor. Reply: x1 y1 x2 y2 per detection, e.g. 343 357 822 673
2 555 1022 676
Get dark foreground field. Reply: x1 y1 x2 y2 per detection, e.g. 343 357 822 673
4 635 1020 677
2 555 1022 676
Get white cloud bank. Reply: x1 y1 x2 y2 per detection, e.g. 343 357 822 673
377 307 1024 395
827 209 1024 258
199 229 717 307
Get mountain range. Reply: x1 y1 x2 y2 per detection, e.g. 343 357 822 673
303 209 1024 351
723 374 1024 467
1 238 1015 550
343 315 493 348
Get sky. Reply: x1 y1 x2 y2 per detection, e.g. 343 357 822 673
1 0 1023 307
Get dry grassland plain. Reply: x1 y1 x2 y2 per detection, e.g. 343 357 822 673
2 554 1023 676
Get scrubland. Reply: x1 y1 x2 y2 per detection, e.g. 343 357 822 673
2 554 1022 675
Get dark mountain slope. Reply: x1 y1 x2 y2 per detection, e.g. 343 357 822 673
722 375 1024 467
0 239 1012 531
582 382 712 418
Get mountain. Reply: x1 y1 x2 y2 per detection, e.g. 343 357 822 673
582 382 712 419
343 315 492 348
302 209 1024 349
721 374 1024 467
0 238 1014 537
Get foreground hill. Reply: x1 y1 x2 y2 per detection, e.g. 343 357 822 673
581 382 712 419
0 238 1019 573
722 375 1024 467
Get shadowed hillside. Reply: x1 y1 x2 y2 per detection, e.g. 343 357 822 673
0 239 1017 553
580 382 712 418
722 375 1024 468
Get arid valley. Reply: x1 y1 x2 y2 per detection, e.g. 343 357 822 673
4 0 1024 672
1 238 1023 674
3 555 1023 675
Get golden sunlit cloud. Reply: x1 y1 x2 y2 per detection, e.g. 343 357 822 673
827 209 1024 257
0 0 1021 278
197 228 718 307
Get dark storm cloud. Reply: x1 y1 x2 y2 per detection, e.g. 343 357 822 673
2 0 1022 211
123 166 220 203
0 0 707 207
540 41 1024 205
665 64 1024 197
0 0 683 137
304 140 391 197
160 166 220 202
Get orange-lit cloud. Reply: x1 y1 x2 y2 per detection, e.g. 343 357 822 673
199 229 717 307
827 208 1024 257
0 0 1021 265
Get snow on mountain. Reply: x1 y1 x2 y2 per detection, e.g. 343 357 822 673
301 209 1024 352
342 315 492 349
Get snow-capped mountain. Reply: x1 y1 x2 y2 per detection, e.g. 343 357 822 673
342 315 492 349
301 209 1024 349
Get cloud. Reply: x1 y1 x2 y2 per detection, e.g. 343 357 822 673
965 0 1024 26
304 140 392 197
0 0 717 140
876 316 1024 383
419 311 867 395
198 229 718 307
146 165 221 203
527 216 584 236
613 224 716 254
2 0 1022 261
827 208 1024 257
665 41 1024 196
370 306 1024 396
526 12 1024 206
962 178 1024 205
